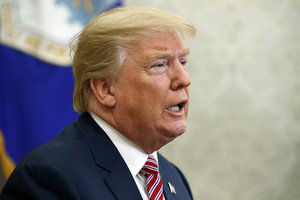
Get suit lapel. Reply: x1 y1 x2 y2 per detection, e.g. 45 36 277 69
104 158 142 200
159 158 178 200
158 154 193 200
76 113 142 200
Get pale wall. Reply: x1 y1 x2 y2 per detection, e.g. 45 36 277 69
125 0 300 199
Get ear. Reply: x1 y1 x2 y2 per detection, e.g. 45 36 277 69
90 78 116 107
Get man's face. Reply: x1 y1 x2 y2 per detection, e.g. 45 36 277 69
112 31 191 153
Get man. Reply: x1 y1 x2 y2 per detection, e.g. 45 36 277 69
0 7 196 200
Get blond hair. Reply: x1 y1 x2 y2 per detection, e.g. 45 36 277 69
71 7 196 113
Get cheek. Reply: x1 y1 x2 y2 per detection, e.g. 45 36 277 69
116 88 155 115
185 102 189 117
117 91 166 128
115 73 170 115
132 82 168 106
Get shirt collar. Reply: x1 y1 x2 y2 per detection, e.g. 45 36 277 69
90 112 158 177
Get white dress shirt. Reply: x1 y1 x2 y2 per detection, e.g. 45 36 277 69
90 112 158 200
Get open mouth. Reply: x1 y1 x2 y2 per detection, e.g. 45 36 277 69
166 102 186 112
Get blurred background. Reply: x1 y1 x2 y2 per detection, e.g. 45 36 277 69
1 0 300 199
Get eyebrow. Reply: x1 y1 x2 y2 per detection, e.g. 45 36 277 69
148 48 190 60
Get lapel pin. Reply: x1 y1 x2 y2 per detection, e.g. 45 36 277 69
168 182 176 195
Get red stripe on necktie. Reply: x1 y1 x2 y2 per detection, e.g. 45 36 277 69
141 155 165 200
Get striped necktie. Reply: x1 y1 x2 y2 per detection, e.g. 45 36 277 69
140 155 165 200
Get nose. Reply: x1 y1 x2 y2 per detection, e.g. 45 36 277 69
170 63 191 90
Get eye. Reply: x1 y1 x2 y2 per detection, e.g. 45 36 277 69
149 60 168 74
180 58 188 66
152 60 167 68
179 58 188 70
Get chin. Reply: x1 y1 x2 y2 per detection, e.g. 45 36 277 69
163 124 186 139
174 128 186 136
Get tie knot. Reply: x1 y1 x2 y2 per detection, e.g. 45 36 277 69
141 155 159 176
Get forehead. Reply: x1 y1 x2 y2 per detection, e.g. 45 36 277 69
128 31 188 58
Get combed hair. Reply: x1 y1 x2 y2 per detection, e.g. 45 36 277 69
70 7 196 113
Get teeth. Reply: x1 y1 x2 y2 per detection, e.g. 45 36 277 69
167 106 180 111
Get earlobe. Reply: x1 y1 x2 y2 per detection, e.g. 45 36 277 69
90 79 116 107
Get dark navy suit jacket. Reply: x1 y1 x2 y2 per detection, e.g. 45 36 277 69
0 113 193 200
